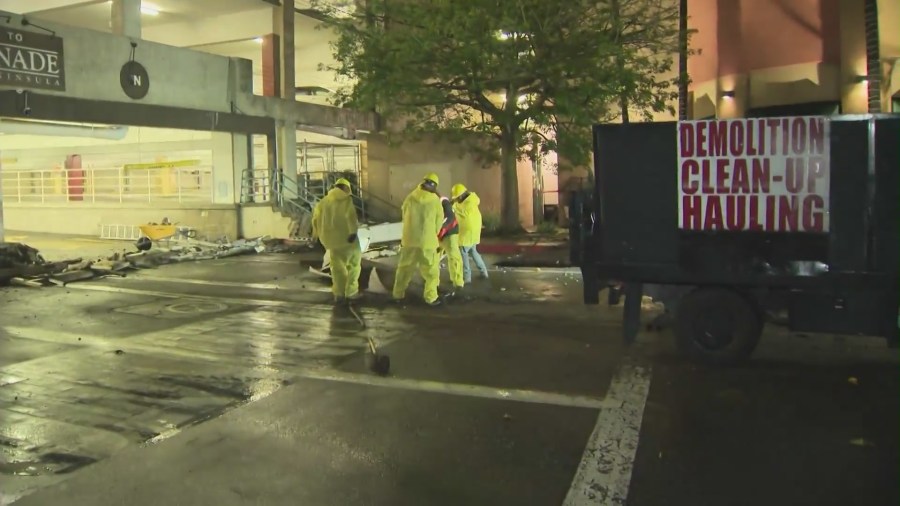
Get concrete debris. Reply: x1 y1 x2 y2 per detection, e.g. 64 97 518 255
0 236 272 288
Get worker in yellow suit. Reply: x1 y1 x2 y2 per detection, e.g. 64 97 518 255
311 178 361 305
392 173 445 306
438 195 464 293
452 183 489 282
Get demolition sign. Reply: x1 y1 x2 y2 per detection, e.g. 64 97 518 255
677 116 831 233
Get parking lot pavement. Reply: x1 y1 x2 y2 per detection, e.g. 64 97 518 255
628 328 900 506
0 254 628 504
2 252 897 505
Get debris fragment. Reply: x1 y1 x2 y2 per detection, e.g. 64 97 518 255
847 377 859 386
114 350 125 355
849 438 875 447
1 235 273 288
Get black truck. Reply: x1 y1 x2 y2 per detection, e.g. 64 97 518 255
571 114 899 364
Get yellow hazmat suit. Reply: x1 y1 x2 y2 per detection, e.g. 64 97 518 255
452 186 489 281
392 185 444 303
453 189 483 247
311 183 361 301
438 196 464 289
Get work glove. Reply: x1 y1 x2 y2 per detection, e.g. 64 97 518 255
347 233 358 243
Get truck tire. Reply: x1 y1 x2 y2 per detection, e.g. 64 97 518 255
674 287 763 365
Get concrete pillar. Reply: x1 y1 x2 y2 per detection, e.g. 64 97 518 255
274 0 295 101
211 132 237 205
0 159 4 243
277 120 298 191
111 0 141 39
232 134 251 204
261 34 280 97
260 0 298 197
839 0 868 114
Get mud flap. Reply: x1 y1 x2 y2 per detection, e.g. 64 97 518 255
623 282 643 346
581 265 600 305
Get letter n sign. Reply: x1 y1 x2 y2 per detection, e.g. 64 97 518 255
120 61 150 99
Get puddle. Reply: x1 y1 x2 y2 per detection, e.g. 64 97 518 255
0 452 97 476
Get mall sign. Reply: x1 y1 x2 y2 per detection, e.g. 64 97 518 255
0 27 66 91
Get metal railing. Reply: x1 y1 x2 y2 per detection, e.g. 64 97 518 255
1 166 214 205
240 166 403 238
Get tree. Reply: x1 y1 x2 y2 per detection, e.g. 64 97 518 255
863 0 881 113
317 0 683 229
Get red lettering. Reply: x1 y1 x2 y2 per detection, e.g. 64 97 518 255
682 195 702 229
765 195 776 230
747 119 758 156
681 160 700 194
701 159 714 194
709 121 728 156
809 117 826 155
704 196 724 230
791 118 807 154
778 195 799 231
802 195 825 232
806 157 827 193
781 118 791 155
757 119 766 155
732 159 750 193
767 119 780 155
697 122 708 156
679 123 695 157
725 195 747 230
752 159 770 193
716 159 730 193
785 158 805 193
729 120 745 156
748 196 763 231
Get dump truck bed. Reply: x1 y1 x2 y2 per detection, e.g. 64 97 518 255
575 114 899 354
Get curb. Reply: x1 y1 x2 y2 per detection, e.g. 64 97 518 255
478 243 566 255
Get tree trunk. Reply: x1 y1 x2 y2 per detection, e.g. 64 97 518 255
678 0 689 120
864 0 881 113
500 133 520 232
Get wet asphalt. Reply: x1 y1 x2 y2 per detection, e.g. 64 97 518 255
0 246 897 505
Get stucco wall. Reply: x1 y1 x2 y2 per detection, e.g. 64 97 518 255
686 0 900 116
240 204 293 239
363 134 514 225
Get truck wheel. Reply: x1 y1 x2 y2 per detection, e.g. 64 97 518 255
674 288 762 365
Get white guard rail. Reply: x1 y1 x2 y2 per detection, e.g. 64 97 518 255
0 166 214 205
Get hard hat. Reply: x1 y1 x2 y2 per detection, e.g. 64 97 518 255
451 183 467 199
423 172 440 187
334 177 351 188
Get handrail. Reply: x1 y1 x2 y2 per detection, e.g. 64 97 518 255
239 166 402 224
2 166 214 205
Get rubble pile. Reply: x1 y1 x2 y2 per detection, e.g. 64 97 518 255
0 237 271 288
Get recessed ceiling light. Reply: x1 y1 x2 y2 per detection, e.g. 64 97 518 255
254 37 264 43
141 3 159 15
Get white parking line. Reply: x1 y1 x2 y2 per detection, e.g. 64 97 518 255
563 359 652 506
63 282 331 306
113 274 330 292
297 369 615 410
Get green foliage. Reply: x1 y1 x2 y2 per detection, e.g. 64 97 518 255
316 0 689 224
481 212 502 234
535 220 559 235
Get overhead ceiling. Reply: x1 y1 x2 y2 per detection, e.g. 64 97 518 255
13 0 339 34
4 0 345 90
